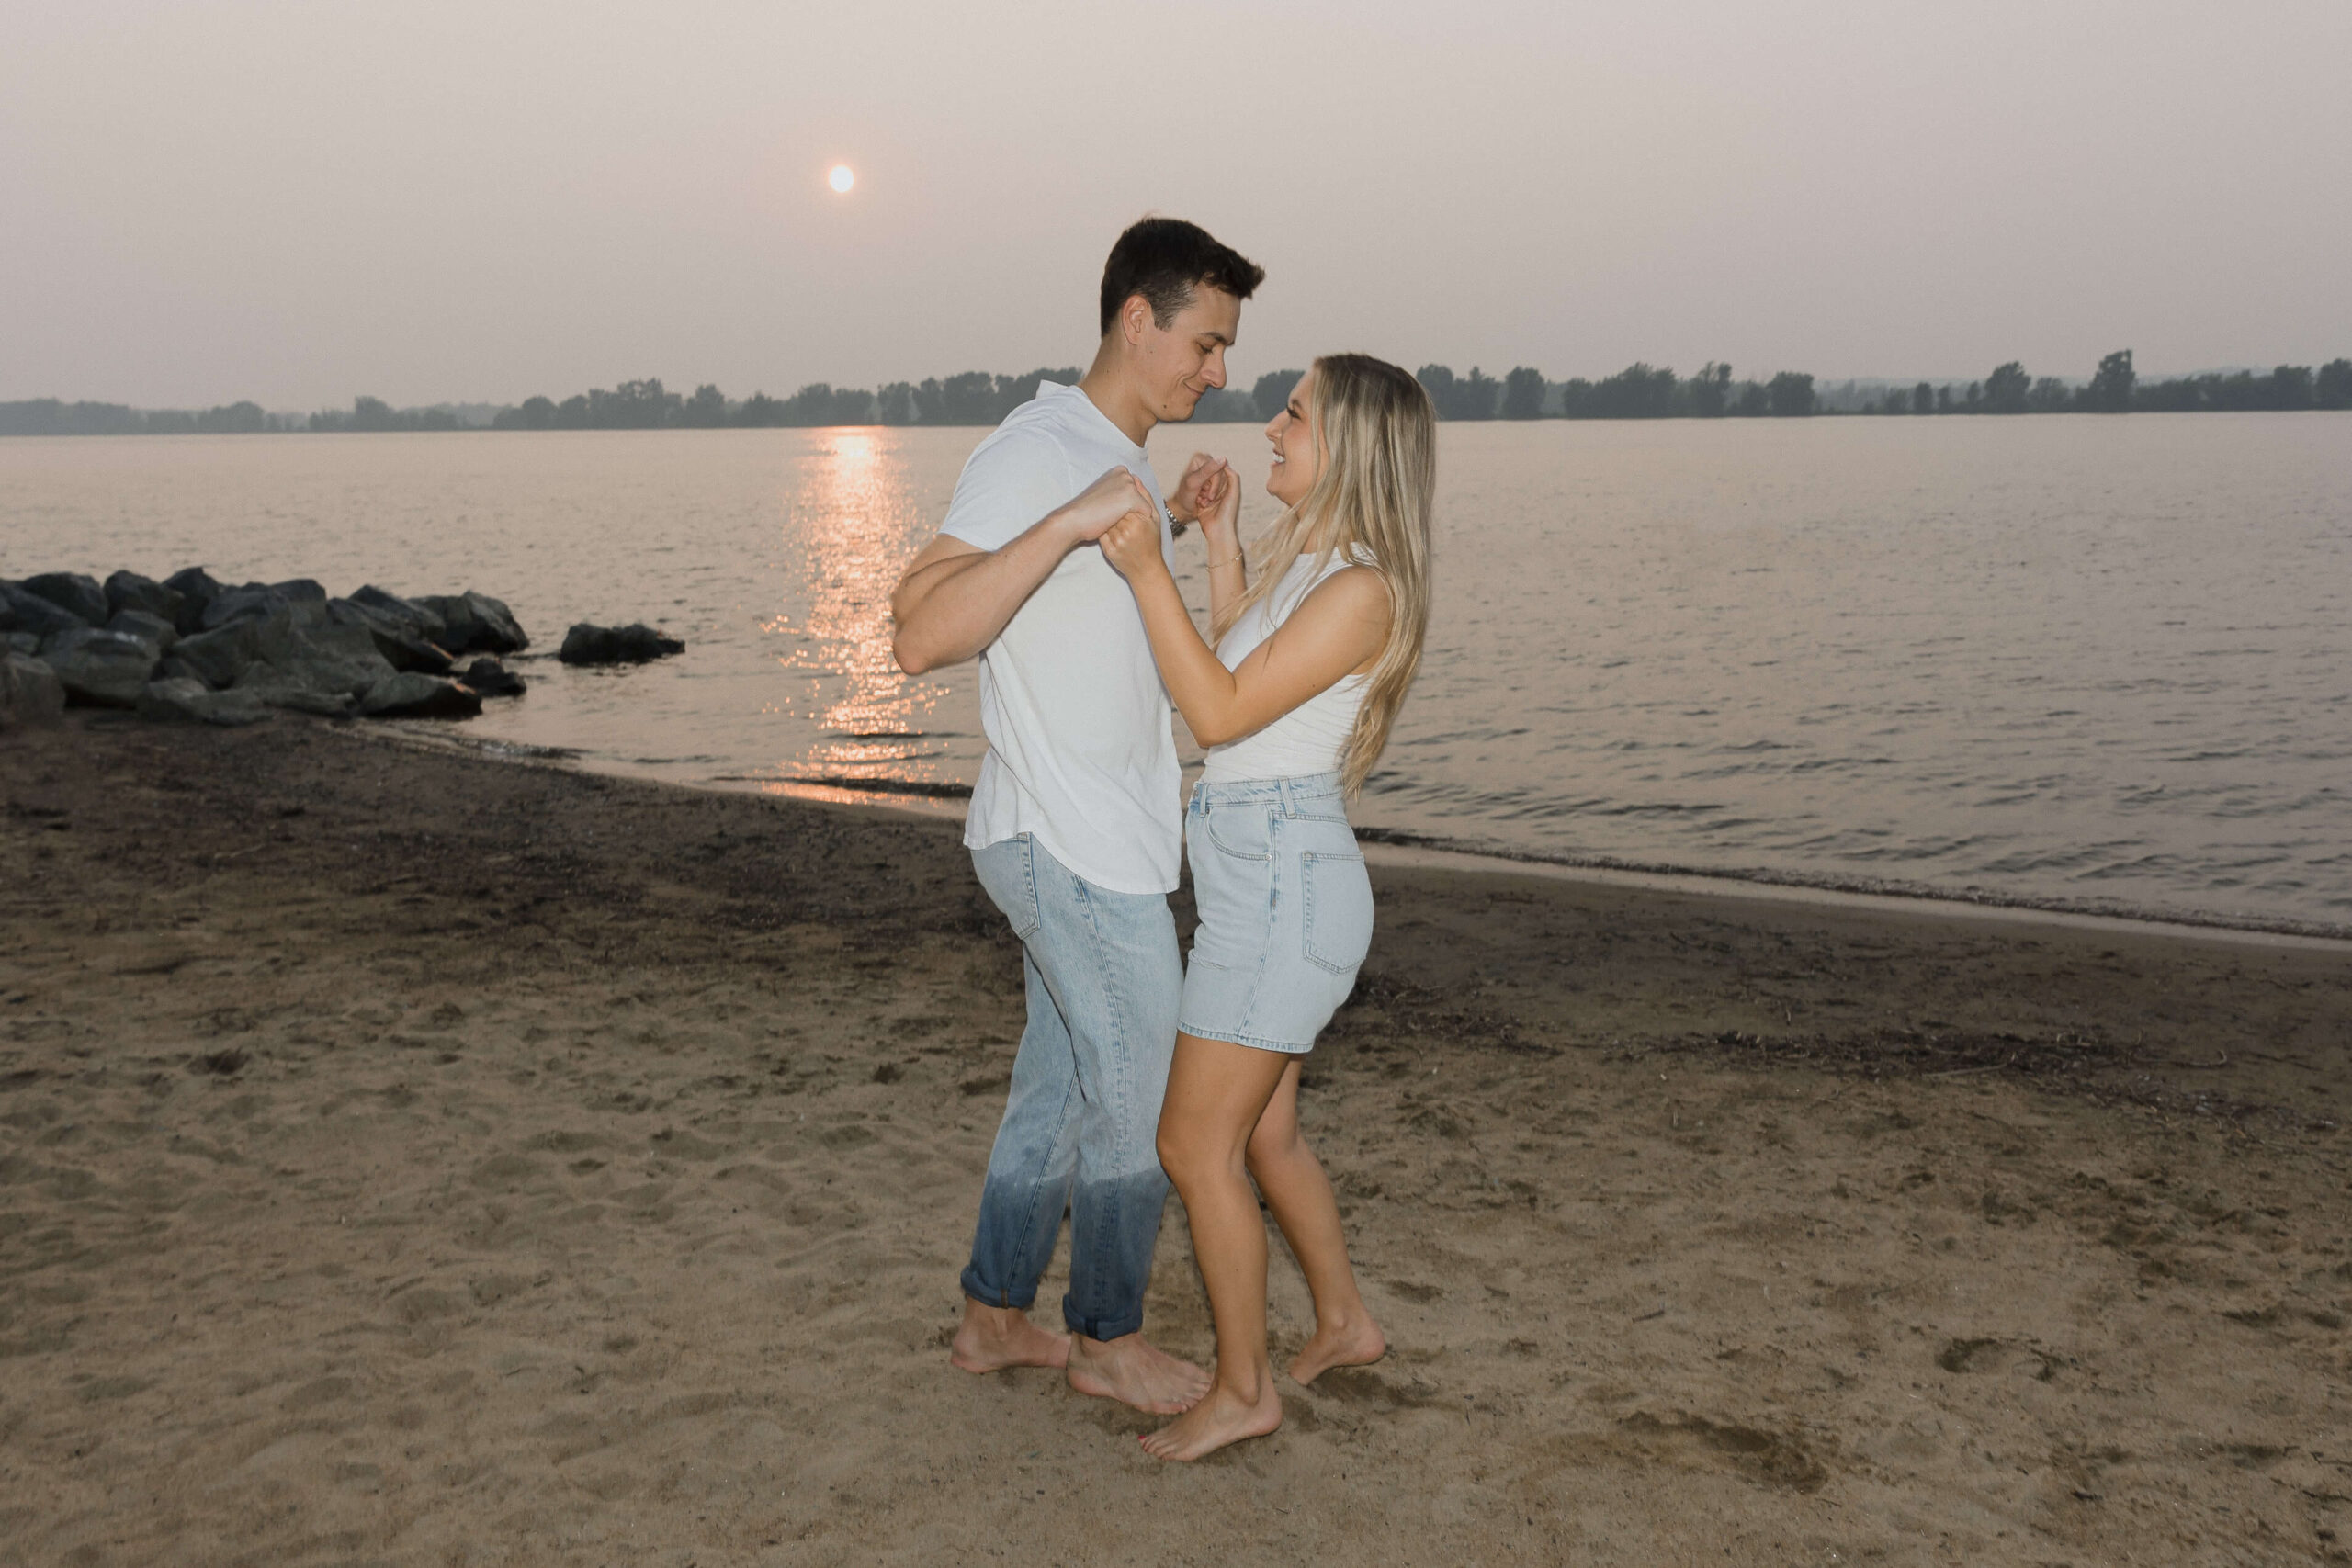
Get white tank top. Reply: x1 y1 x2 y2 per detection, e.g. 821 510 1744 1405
1201 550 1375 784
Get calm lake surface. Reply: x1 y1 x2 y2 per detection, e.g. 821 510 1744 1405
5 414 2347 932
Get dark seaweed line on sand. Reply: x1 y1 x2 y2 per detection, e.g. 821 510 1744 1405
1657 1026 2340 1134
1349 826 2352 945
1335 975 2338 1133
715 773 976 800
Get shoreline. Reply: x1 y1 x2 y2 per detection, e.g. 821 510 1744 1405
5 713 2347 1562
401 721 2352 952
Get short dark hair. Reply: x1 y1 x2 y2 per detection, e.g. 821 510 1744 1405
1098 217 1265 337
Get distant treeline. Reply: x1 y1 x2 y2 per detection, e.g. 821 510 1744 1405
1381 351 2352 421
5 349 2346 436
1818 352 2352 418
473 369 1088 432
0 400 305 436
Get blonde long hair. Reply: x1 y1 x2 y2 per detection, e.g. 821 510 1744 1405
1213 353 1435 796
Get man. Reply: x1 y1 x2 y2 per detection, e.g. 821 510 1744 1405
890 217 1263 1414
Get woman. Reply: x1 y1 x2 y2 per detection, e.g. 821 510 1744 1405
1098 353 1435 1461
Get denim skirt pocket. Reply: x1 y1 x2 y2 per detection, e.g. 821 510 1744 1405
1300 850 1374 975
1203 804 1274 862
1185 824 1272 976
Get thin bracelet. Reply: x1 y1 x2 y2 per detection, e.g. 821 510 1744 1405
1207 550 1244 570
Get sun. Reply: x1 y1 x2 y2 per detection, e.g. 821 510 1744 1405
827 164 855 194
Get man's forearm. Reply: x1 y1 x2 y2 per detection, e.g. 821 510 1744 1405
890 514 1079 673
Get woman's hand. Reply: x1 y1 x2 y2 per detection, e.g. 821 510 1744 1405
1057 467 1158 544
1098 505 1170 584
1196 457 1242 539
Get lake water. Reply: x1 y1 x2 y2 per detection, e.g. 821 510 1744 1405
5 414 2347 934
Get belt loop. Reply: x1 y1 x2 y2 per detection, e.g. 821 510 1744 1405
1277 776 1297 818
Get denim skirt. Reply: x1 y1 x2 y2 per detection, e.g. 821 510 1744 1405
1179 773 1374 1054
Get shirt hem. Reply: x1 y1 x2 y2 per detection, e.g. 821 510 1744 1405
962 821 1178 897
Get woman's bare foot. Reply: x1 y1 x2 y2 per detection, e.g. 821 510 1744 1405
948 1301 1070 1374
1064 1332 1212 1414
1138 1381 1283 1461
1286 1313 1385 1384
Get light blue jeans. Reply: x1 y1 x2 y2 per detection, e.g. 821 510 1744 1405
961 833 1181 1341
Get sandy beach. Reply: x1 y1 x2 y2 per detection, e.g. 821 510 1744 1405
3 712 2347 1566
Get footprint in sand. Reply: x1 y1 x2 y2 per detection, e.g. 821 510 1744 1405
469 1153 540 1190
1312 1368 1444 1412
1618 1411 1829 1493
1936 1336 2057 1380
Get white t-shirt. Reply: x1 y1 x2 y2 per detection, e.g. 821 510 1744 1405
939 380 1179 894
1202 549 1374 784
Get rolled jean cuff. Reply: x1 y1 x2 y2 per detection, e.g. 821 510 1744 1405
1065 1302 1144 1341
959 1266 1039 1314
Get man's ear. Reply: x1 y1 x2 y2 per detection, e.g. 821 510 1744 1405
1120 294 1153 348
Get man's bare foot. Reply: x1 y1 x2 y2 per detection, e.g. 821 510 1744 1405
949 1300 1070 1374
1064 1332 1211 1415
1287 1313 1385 1384
1138 1381 1283 1462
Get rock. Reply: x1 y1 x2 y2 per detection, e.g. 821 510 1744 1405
232 666 356 717
281 619 400 695
161 567 225 635
173 608 393 695
457 657 526 697
419 592 528 655
41 627 159 708
171 617 270 688
17 572 109 627
349 585 449 641
136 675 208 721
104 570 185 626
273 579 328 604
200 582 324 632
1 652 67 731
326 598 455 674
358 672 483 720
0 581 91 642
106 608 179 654
136 677 270 727
6 632 40 657
559 622 683 665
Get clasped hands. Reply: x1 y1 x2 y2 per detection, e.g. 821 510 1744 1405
1059 455 1240 586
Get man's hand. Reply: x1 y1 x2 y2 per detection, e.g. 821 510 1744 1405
1059 466 1158 544
1168 453 1233 524
1198 459 1242 536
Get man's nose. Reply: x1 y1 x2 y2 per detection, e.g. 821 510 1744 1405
1204 347 1227 389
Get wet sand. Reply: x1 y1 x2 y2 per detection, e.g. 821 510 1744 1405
3 714 2347 1566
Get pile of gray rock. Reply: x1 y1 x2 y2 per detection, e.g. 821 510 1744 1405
1 568 529 733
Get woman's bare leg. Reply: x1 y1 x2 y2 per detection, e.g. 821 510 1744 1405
1247 1059 1386 1383
1139 1032 1293 1462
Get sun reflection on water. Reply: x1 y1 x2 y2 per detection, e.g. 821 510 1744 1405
760 429 960 797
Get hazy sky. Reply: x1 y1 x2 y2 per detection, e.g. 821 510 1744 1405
6 0 2348 409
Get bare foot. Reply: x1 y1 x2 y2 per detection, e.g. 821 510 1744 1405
1287 1314 1385 1384
949 1300 1070 1374
1138 1381 1283 1461
1064 1332 1211 1415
